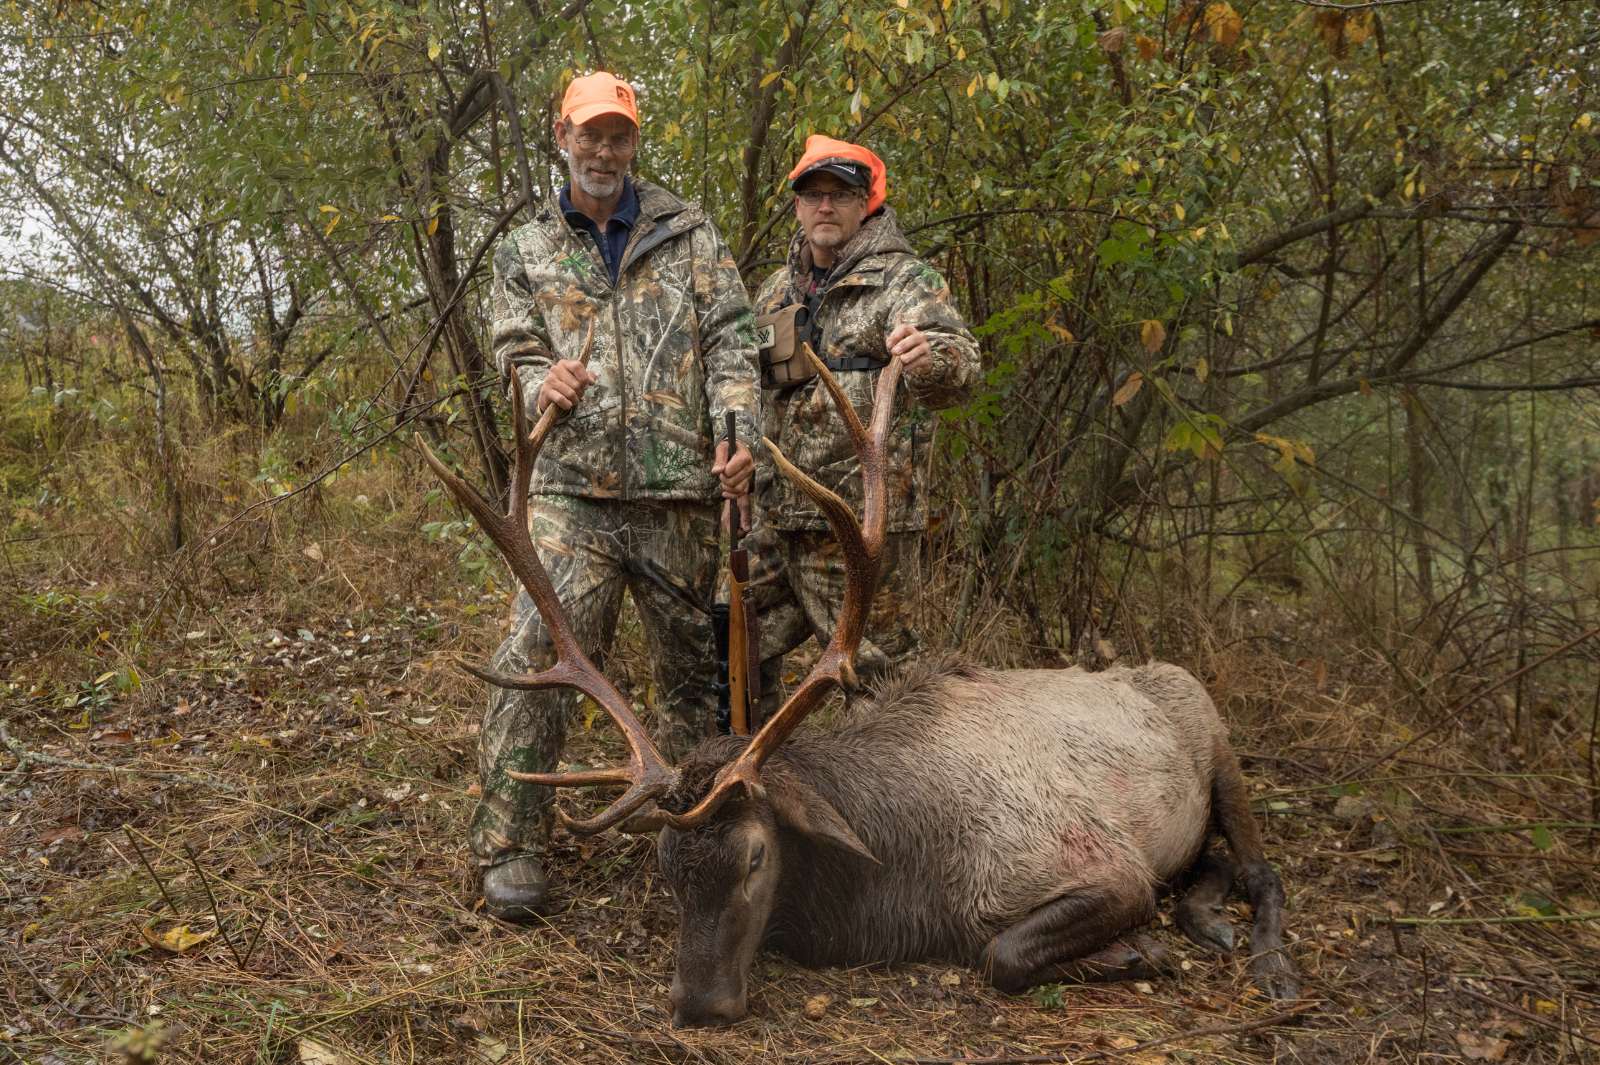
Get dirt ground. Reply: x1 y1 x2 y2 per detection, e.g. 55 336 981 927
4 539 1599 1065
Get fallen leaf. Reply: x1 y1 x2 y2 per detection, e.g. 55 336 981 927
303 542 324 562
297 1037 354 1065
849 996 880 1008
939 970 962 986
40 824 85 845
803 993 833 1019
1140 319 1166 353
474 1035 509 1063
1456 1031 1510 1061
141 920 218 954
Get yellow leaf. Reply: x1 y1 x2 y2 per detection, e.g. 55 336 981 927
426 215 440 237
428 36 441 61
1205 2 1242 47
1140 319 1166 353
1576 112 1593 132
1173 202 1186 221
297 1037 356 1065
1136 34 1159 61
1045 319 1075 343
966 75 979 97
141 920 218 954
1194 357 1209 383
760 70 781 88
1113 371 1144 407
318 204 338 213
324 212 340 237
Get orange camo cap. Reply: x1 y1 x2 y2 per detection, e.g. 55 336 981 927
787 134 888 215
561 71 639 128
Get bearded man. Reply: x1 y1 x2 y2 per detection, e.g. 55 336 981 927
476 72 760 920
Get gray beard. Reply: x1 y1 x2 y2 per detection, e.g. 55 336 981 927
570 160 624 200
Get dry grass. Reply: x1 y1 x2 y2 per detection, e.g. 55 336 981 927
5 406 1600 1065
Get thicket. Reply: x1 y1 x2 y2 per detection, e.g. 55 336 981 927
3 0 1598 750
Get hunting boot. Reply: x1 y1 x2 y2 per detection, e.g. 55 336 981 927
481 854 550 923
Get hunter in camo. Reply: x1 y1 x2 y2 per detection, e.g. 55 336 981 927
473 82 760 896
750 137 978 713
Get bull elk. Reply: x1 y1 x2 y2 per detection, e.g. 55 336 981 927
419 355 1299 1028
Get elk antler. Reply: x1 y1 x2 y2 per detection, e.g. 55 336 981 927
660 347 902 830
415 322 679 834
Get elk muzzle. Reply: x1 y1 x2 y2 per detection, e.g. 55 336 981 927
669 975 748 1028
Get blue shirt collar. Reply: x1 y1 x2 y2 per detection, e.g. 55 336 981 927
559 177 639 230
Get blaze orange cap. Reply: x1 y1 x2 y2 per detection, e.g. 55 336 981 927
787 135 887 215
560 72 639 128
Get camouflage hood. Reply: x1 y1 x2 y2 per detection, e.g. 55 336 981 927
489 178 761 501
754 208 979 532
779 206 916 299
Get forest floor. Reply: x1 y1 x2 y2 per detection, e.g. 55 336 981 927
4 457 1599 1065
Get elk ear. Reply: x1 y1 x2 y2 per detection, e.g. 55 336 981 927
764 772 878 865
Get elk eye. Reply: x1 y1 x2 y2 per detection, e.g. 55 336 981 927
747 843 765 875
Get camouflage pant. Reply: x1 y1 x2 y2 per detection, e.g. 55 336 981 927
470 495 720 867
746 521 924 720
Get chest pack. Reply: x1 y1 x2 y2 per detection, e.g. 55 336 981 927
756 281 889 390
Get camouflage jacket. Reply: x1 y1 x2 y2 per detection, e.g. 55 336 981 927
754 207 979 532
490 179 761 501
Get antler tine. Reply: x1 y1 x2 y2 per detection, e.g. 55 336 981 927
662 351 902 830
417 320 679 834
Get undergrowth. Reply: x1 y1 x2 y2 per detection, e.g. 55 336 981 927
3 381 1598 1064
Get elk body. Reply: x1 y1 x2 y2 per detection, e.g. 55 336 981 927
421 354 1297 1029
656 658 1296 1025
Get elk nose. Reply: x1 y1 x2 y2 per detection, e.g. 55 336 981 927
669 984 746 1028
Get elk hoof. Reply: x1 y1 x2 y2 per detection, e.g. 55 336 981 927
1249 949 1301 1001
1175 903 1235 955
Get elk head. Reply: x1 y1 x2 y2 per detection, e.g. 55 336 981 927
419 338 899 1027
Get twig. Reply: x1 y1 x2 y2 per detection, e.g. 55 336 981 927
1435 821 1600 836
1336 624 1600 783
183 844 244 968
2 724 237 791
241 912 271 968
1455 984 1600 1048
900 1002 1316 1064
1390 911 1600 927
123 826 182 916
0 943 129 1026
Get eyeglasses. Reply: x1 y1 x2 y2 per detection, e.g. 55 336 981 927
796 188 865 207
570 128 636 153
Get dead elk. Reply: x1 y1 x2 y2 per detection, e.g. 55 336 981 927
418 355 1299 1028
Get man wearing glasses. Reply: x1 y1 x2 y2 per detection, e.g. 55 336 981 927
749 135 978 718
477 72 760 920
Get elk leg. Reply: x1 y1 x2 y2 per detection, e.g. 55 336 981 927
1211 741 1301 1000
980 880 1156 993
1174 846 1237 954
1043 933 1173 984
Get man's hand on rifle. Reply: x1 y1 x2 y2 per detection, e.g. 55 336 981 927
536 358 598 413
712 440 754 531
